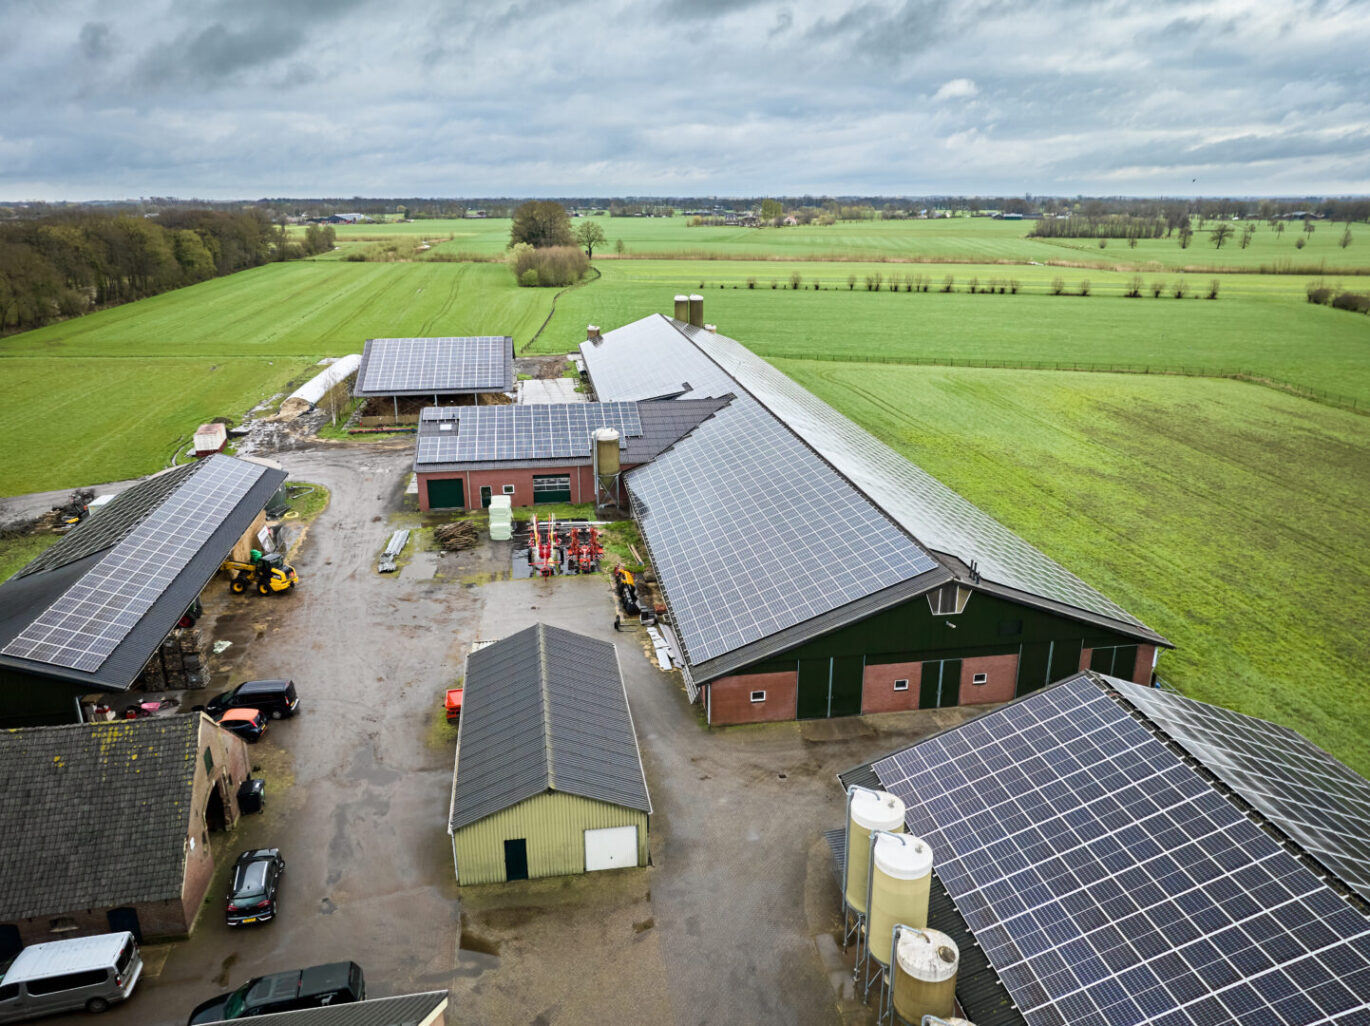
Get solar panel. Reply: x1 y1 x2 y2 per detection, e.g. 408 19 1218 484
873 677 1370 1026
416 402 642 466
2 458 267 673
1113 677 1370 905
579 316 735 402
628 395 941 666
359 337 512 394
687 326 1153 634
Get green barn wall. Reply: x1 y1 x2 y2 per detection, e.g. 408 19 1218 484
0 672 89 727
739 588 1150 698
452 791 649 886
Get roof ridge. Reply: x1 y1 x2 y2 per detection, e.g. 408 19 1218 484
537 623 556 792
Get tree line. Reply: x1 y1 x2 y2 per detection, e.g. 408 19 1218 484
0 210 334 333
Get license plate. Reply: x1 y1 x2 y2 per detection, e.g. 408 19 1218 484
242 917 258 924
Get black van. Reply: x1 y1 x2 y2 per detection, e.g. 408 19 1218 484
187 962 364 1024
205 679 299 720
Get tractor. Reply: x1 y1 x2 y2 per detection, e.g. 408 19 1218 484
222 551 300 595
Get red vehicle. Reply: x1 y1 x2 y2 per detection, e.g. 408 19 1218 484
215 708 269 743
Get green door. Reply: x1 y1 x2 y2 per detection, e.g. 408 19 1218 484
797 659 830 719
919 660 962 709
480 485 493 508
1091 644 1137 680
426 477 465 510
1050 639 1083 685
1017 641 1052 696
830 656 864 718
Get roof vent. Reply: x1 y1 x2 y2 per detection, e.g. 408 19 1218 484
586 325 601 343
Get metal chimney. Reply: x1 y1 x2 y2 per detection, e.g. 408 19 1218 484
688 294 704 328
586 325 601 342
673 295 690 321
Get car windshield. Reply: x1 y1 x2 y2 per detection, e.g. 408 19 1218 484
224 984 250 1018
233 860 269 896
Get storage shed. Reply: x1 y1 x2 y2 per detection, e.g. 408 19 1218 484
447 624 651 885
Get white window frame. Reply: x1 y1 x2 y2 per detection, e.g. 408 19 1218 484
893 678 909 692
502 484 515 495
749 690 766 703
927 583 971 616
972 672 988 685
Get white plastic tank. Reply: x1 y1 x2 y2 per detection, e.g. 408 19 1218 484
893 928 959 1024
868 833 934 966
844 790 905 915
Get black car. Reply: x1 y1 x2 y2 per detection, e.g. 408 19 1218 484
212 707 268 743
187 962 365 1024
225 848 285 926
206 679 299 720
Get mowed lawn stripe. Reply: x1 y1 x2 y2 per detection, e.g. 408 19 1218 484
776 359 1370 776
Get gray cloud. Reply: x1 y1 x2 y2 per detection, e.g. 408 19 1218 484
1 0 1368 199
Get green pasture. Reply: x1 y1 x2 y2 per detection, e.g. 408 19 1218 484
539 261 1370 401
774 360 1370 774
321 215 1370 272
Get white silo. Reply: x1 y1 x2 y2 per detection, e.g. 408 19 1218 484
867 832 933 968
844 789 905 916
892 927 959 1024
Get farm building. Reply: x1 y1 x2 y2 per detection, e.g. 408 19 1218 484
834 671 1370 1025
578 298 1170 726
0 454 287 726
413 398 727 510
0 712 252 956
448 624 651 885
353 336 515 423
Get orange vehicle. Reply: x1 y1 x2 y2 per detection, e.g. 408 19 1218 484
215 707 269 743
444 688 464 724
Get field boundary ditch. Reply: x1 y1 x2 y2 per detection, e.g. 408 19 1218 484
521 265 602 354
770 351 1368 415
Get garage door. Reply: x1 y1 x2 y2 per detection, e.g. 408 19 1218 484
584 826 638 872
425 477 465 510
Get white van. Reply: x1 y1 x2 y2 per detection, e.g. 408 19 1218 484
0 932 142 1021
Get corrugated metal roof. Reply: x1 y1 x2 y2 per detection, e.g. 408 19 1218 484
0 715 203 919
449 624 650 832
196 992 448 1026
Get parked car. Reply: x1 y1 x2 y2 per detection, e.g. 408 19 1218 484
225 848 285 926
187 962 365 1024
206 679 299 720
213 707 268 743
0 932 142 1021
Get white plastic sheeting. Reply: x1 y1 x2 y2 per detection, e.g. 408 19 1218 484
278 354 362 419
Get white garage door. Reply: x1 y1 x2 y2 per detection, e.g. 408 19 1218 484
584 825 639 872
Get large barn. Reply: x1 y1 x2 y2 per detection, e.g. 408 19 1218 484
837 671 1370 1026
0 455 287 726
578 299 1170 726
353 336 514 422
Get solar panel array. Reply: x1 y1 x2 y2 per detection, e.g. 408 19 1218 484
416 402 642 465
2 458 267 673
578 316 734 402
873 676 1370 1026
628 395 941 665
359 336 512 394
686 325 1152 633
1114 677 1370 905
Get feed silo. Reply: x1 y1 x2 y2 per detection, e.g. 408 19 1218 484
892 928 959 1024
867 832 933 967
844 789 905 916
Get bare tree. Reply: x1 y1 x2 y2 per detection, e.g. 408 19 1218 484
1341 227 1354 249
1210 224 1234 249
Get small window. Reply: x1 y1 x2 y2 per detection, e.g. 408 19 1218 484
203 747 214 772
48 916 79 933
0 983 20 1002
749 690 766 703
972 673 988 685
502 484 515 495
927 583 971 616
438 422 454 431
998 618 1023 637
893 679 909 692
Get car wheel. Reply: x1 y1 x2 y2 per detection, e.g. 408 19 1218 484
271 709 283 720
230 580 246 594
257 582 271 595
86 997 109 1013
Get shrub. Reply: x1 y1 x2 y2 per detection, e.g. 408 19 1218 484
520 268 540 287
1098 238 1107 248
1079 280 1090 296
1173 280 1186 299
1295 236 1306 250
1206 279 1220 300
1332 291 1370 313
747 277 756 289
1307 286 1333 305
847 274 857 290
1008 279 1019 294
968 277 980 294
771 279 778 289
1151 281 1164 298
1051 277 1065 295
507 244 588 287
942 275 955 293
790 271 802 290
1126 275 1143 298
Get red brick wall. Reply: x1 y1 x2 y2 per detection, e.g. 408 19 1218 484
418 465 601 511
1131 645 1157 685
1079 647 1093 672
862 661 922 714
958 653 1019 705
11 898 191 947
707 671 797 725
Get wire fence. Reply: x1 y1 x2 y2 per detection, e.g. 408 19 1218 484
764 352 1367 414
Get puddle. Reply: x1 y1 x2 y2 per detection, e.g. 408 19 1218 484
408 550 440 579
213 952 239 987
459 930 501 957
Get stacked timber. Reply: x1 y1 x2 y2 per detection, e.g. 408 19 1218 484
135 627 208 691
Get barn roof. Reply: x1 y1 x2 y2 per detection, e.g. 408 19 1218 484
579 314 1165 685
448 624 650 832
0 714 205 920
354 336 514 396
0 455 286 694
196 992 449 1026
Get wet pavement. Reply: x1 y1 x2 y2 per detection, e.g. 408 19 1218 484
34 442 982 1026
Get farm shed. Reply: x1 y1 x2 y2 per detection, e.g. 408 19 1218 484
579 301 1170 726
413 398 726 511
448 624 651 885
0 712 251 956
195 991 449 1026
836 671 1370 1026
353 336 515 423
0 454 287 726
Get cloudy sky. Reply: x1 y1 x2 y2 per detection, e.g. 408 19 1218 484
2 0 1367 200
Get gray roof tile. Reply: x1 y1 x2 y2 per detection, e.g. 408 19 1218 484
197 992 448 1026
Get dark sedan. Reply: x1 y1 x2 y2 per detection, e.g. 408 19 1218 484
213 707 268 743
226 848 285 926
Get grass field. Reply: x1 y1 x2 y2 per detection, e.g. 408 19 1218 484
326 215 1370 273
775 360 1370 775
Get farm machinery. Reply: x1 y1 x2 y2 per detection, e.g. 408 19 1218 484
222 550 300 595
526 515 604 577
